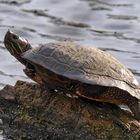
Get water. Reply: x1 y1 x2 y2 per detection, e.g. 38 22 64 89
0 0 140 88
0 0 140 139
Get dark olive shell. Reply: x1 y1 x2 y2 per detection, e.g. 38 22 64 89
22 42 140 99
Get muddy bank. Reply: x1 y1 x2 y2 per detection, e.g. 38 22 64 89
0 80 139 139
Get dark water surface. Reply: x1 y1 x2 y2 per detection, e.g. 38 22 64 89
0 0 140 88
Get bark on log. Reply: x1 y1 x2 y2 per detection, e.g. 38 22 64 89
0 80 140 140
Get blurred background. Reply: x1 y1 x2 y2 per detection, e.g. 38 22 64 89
0 0 140 90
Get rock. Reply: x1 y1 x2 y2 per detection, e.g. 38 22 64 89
0 80 139 140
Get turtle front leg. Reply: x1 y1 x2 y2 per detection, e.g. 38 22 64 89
23 67 52 94
23 68 43 85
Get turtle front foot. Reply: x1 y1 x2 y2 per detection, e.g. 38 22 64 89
23 68 43 85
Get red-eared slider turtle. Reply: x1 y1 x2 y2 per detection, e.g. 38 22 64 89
4 30 140 119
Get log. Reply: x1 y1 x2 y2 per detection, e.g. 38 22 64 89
0 80 140 140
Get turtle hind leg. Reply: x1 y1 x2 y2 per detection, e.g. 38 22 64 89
127 99 140 120
99 87 140 120
98 87 140 120
109 88 140 120
76 85 140 119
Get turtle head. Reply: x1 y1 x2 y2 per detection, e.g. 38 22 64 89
4 30 32 65
4 30 32 57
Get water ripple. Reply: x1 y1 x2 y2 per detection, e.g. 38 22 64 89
99 48 138 54
82 0 133 7
0 0 140 87
0 70 27 79
22 9 90 28
0 0 31 5
89 29 140 43
107 14 138 20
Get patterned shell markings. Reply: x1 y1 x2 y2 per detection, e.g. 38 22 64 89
22 42 140 98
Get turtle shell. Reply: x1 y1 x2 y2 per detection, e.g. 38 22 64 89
22 42 140 99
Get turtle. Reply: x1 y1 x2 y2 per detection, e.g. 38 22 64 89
4 30 140 119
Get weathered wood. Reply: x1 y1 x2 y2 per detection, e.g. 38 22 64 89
0 80 139 140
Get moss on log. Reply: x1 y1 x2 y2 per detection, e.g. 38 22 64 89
0 80 139 140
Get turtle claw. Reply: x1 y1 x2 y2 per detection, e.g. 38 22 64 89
66 93 79 98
